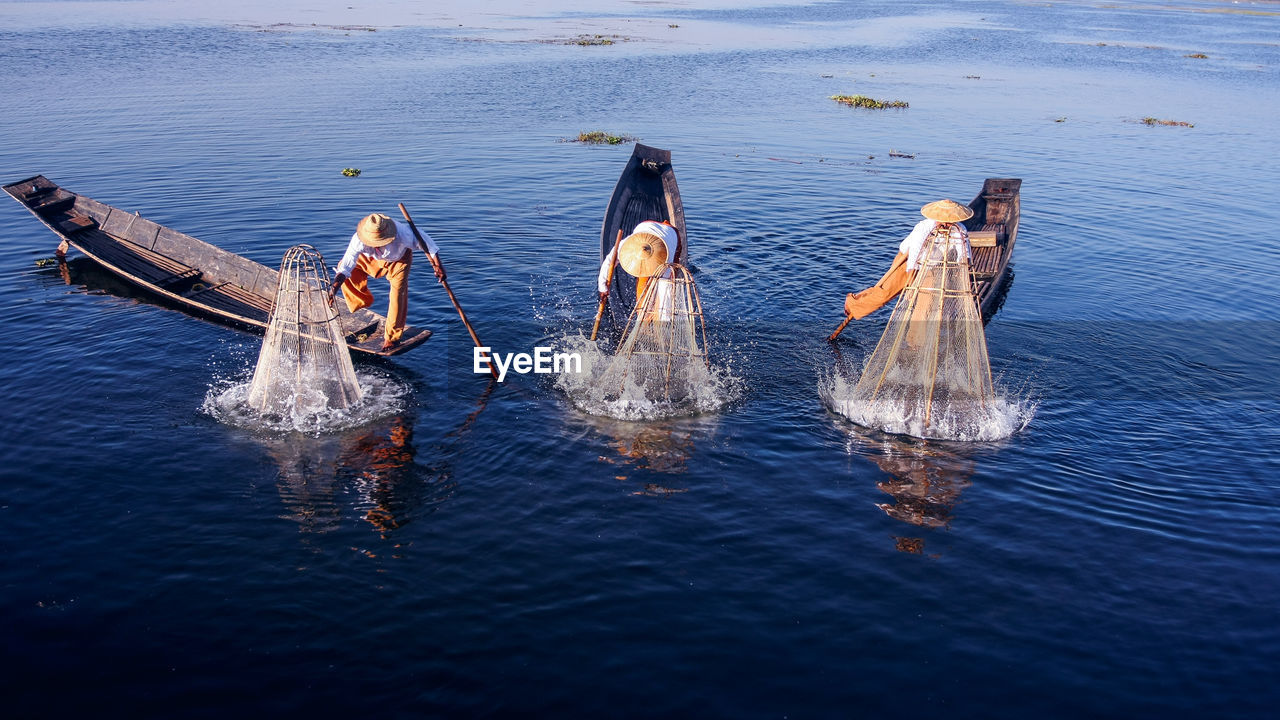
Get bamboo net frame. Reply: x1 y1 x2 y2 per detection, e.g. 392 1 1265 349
851 223 994 428
607 262 710 403
247 244 363 413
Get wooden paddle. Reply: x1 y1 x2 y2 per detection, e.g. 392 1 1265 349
590 229 625 341
398 203 499 379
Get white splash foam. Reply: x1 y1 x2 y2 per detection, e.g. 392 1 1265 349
820 365 1035 442
204 368 411 435
553 332 742 420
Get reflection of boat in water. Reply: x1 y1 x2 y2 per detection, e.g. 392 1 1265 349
261 382 493 535
262 414 457 536
844 429 978 554
581 414 720 493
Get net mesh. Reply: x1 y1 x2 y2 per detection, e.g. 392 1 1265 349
600 263 709 404
248 244 363 414
851 224 994 427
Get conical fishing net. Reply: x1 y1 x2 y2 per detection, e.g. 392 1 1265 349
851 224 994 429
601 263 709 405
248 244 363 414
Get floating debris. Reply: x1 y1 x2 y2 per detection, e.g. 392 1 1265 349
1141 117 1195 127
831 94 909 109
573 131 638 145
34 257 59 267
964 75 981 79
1186 53 1209 59
342 167 361 177
668 24 679 29
888 149 915 159
1055 117 1067 123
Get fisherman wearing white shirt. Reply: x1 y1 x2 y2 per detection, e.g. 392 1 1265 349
328 212 446 351
843 199 972 321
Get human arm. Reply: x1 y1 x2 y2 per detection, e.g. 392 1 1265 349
396 220 445 280
597 246 617 299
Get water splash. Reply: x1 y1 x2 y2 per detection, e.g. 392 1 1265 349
820 364 1035 441
204 368 411 435
553 332 741 420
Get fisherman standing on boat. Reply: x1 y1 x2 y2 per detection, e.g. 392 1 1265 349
842 199 972 321
328 212 446 352
599 220 680 316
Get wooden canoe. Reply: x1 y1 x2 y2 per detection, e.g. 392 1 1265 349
599 143 688 326
4 175 430 356
964 177 1022 320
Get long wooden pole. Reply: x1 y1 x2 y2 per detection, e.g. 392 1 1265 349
398 203 499 380
828 312 856 342
590 229 625 341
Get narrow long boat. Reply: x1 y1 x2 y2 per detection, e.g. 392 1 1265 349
4 175 430 356
964 177 1022 320
599 143 688 326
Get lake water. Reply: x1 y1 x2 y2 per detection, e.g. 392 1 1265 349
2 0 1278 716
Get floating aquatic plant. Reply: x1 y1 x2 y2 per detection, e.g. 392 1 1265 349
34 257 58 267
574 131 637 145
831 94 909 109
1141 117 1194 127
1186 53 1209 59
342 168 361 176
564 34 619 46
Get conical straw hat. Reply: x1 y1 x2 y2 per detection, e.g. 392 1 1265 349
618 232 668 278
920 199 974 223
357 213 398 247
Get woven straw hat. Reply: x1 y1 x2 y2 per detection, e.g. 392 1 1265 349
618 232 669 278
920 199 974 223
357 213 398 247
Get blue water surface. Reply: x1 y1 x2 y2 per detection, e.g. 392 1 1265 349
1 0 1278 716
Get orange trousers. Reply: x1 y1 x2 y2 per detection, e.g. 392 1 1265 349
341 252 411 343
844 252 912 320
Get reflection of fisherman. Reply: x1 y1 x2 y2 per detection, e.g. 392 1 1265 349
328 213 447 352
843 199 973 321
599 220 680 320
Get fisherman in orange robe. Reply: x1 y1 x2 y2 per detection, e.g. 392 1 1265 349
843 199 973 321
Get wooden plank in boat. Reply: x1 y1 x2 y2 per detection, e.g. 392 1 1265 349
57 215 98 234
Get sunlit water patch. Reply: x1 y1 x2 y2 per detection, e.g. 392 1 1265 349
204 367 412 434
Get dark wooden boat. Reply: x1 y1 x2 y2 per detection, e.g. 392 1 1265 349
964 177 1022 320
599 143 688 325
4 175 430 356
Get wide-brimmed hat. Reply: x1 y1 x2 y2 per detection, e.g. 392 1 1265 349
357 213 398 247
920 199 974 223
618 232 669 278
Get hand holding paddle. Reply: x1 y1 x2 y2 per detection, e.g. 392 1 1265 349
398 203 498 379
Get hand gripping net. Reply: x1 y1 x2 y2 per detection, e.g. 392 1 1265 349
605 263 709 403
248 244 363 413
851 224 994 427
